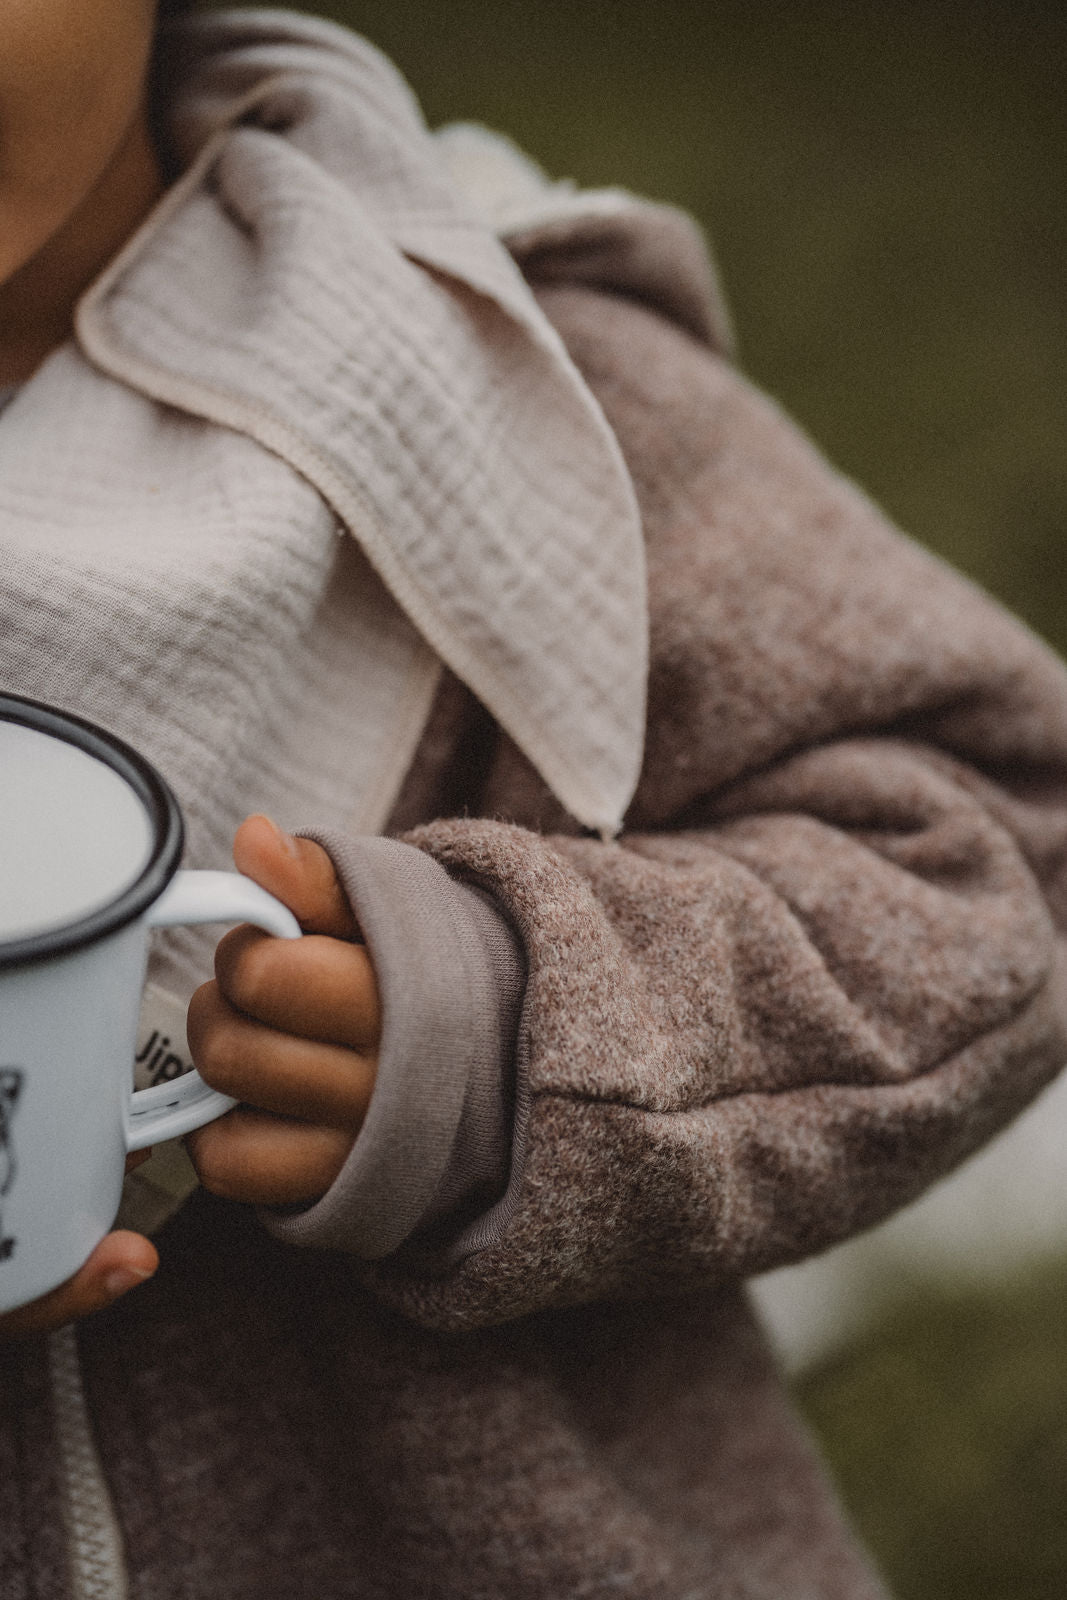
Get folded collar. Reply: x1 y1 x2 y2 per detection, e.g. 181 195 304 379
76 9 647 835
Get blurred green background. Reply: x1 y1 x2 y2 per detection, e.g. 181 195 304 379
216 4 1067 1594
293 0 1067 655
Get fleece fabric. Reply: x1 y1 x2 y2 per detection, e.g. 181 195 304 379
15 274 1067 1597
5 11 1067 1600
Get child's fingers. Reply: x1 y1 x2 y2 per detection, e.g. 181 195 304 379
232 814 358 939
212 926 381 1051
185 1108 353 1206
188 981 376 1129
0 1232 158 1339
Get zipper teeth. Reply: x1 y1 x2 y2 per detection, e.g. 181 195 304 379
47 1325 129 1600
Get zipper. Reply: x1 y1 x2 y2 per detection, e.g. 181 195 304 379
47 1325 129 1600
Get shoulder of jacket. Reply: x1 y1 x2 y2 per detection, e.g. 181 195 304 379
433 123 735 357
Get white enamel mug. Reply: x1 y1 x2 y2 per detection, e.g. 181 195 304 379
0 693 300 1314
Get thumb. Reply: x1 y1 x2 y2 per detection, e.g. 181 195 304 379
0 1232 158 1339
232 815 359 939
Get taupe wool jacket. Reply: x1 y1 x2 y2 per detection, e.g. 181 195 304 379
6 14 1067 1600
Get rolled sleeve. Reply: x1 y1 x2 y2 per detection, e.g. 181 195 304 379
262 831 525 1259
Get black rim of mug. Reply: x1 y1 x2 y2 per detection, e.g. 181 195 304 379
0 693 184 969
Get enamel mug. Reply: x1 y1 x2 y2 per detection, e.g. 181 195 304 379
0 693 300 1314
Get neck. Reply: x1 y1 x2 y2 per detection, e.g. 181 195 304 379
0 113 164 387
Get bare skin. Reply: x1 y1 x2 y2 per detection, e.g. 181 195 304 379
0 0 166 1333
0 0 164 383
184 817 378 1207
0 2 383 1337
0 818 380 1337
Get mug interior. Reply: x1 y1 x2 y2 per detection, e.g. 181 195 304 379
0 694 182 967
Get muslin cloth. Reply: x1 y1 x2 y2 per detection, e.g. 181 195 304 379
0 10 651 1020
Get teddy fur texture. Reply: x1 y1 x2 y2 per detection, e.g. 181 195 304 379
344 283 1067 1336
6 275 1066 1599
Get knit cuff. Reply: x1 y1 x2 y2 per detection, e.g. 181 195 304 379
261 832 525 1260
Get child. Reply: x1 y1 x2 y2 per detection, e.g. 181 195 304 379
4 5 1067 1597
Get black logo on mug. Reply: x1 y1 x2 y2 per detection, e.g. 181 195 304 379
0 1068 23 1263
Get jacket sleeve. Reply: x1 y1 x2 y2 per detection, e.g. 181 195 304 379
366 767 1062 1328
262 832 526 1260
354 285 1067 1330
281 283 1067 1332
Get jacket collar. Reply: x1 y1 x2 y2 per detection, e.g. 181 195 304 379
76 9 646 835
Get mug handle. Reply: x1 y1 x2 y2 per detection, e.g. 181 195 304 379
124 871 301 1151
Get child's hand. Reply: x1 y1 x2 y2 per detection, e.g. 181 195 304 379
184 816 379 1206
0 1165 158 1339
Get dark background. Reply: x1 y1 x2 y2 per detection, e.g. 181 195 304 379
314 0 1067 654
208 6 1067 1595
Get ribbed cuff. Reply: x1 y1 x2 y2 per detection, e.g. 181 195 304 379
262 833 525 1260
